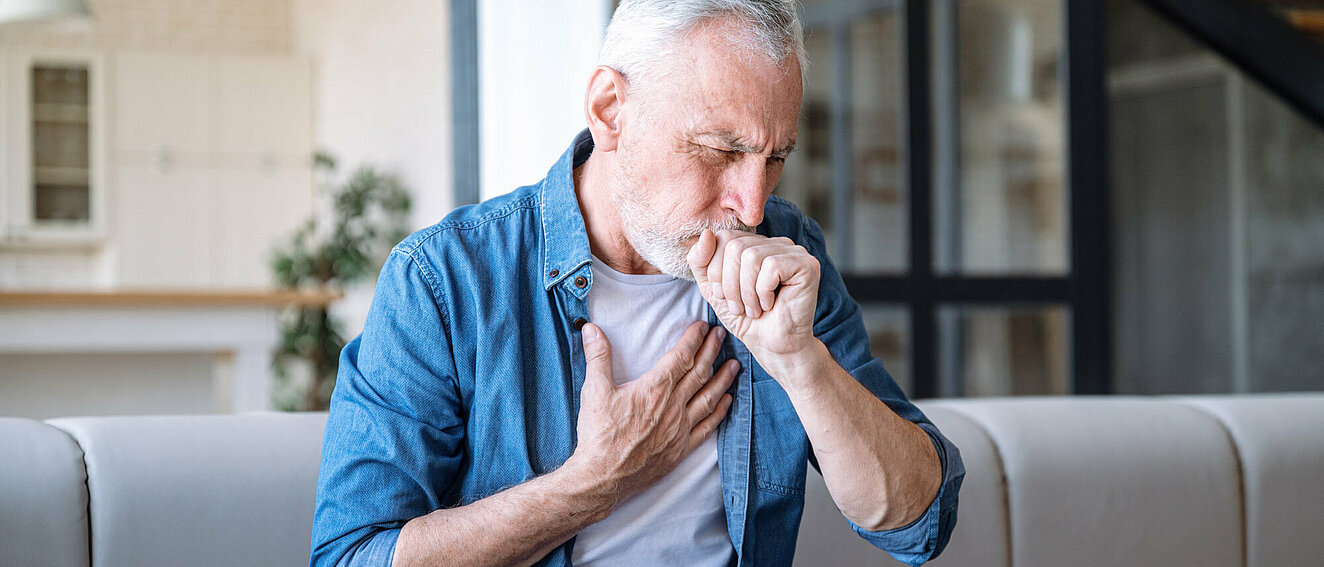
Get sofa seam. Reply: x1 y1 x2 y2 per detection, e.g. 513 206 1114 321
923 404 1014 567
43 420 95 567
1170 401 1250 567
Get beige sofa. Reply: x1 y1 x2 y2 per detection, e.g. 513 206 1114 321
4 394 1322 566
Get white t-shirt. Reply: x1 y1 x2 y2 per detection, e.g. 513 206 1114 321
570 256 735 566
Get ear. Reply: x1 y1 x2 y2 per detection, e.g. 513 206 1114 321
584 65 628 153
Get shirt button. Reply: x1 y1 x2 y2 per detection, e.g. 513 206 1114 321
573 318 587 330
549 269 559 278
574 276 587 288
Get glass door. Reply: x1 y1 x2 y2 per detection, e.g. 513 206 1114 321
777 0 1111 398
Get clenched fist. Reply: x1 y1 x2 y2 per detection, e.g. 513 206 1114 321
686 228 821 363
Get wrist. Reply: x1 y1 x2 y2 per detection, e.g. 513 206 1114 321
554 455 619 523
752 338 831 392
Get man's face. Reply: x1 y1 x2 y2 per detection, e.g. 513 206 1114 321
611 21 803 279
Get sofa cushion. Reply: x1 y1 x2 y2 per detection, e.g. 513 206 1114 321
1176 394 1324 567
0 417 90 567
792 404 1008 567
934 398 1242 567
48 412 327 567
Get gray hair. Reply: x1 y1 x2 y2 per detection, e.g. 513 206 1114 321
599 0 807 96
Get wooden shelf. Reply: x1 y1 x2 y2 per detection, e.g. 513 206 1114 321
0 289 344 308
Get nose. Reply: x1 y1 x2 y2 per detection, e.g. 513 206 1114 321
720 158 771 227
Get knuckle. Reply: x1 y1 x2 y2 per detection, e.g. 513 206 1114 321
741 247 762 266
700 390 719 411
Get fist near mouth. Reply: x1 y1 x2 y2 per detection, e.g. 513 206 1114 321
685 228 821 365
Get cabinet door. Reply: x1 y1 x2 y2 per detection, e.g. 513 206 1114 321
112 164 212 287
207 55 313 288
112 51 211 157
1 45 8 239
2 47 106 245
209 165 313 288
212 55 312 159
109 52 213 287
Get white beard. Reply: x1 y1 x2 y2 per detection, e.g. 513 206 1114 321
610 149 754 280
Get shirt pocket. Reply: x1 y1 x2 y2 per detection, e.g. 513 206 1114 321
752 378 808 497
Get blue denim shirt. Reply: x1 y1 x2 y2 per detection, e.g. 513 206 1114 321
310 130 965 567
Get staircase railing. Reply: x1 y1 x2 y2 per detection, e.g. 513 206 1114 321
1138 0 1324 128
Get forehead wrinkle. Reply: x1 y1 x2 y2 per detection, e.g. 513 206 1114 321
691 129 797 157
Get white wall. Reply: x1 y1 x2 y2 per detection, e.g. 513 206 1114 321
289 0 452 334
478 0 611 200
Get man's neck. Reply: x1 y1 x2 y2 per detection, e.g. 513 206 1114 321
573 150 662 276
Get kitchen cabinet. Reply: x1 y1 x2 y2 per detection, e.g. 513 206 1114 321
1 48 107 248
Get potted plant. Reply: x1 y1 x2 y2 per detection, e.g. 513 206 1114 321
270 152 411 411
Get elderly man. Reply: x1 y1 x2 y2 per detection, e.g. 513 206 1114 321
310 1 963 566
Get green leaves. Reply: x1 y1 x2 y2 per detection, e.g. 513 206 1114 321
269 152 412 411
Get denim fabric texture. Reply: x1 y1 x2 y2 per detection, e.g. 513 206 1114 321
310 129 965 567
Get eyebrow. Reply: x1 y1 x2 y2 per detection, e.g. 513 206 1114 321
702 131 798 159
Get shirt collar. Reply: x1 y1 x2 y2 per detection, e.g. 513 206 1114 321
540 128 597 291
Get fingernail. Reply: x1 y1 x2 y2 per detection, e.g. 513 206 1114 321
716 327 726 341
582 323 599 344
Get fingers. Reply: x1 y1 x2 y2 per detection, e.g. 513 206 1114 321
739 244 785 317
580 323 615 396
722 238 744 316
704 231 732 305
754 256 785 315
686 358 739 435
689 392 734 449
677 325 727 400
707 231 799 319
686 229 718 287
647 320 708 386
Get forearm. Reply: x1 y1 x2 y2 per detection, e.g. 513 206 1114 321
392 458 613 567
760 339 942 532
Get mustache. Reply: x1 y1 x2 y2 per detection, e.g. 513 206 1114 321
673 217 756 240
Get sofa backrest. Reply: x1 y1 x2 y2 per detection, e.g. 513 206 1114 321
46 412 327 567
795 395 1324 567
1174 396 1324 567
0 417 89 567
5 395 1323 567
929 397 1244 567
794 404 1010 567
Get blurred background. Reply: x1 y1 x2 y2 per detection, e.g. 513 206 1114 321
0 0 1320 418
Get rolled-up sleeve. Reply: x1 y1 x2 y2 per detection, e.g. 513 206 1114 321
799 212 966 565
309 249 466 567
845 424 964 566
